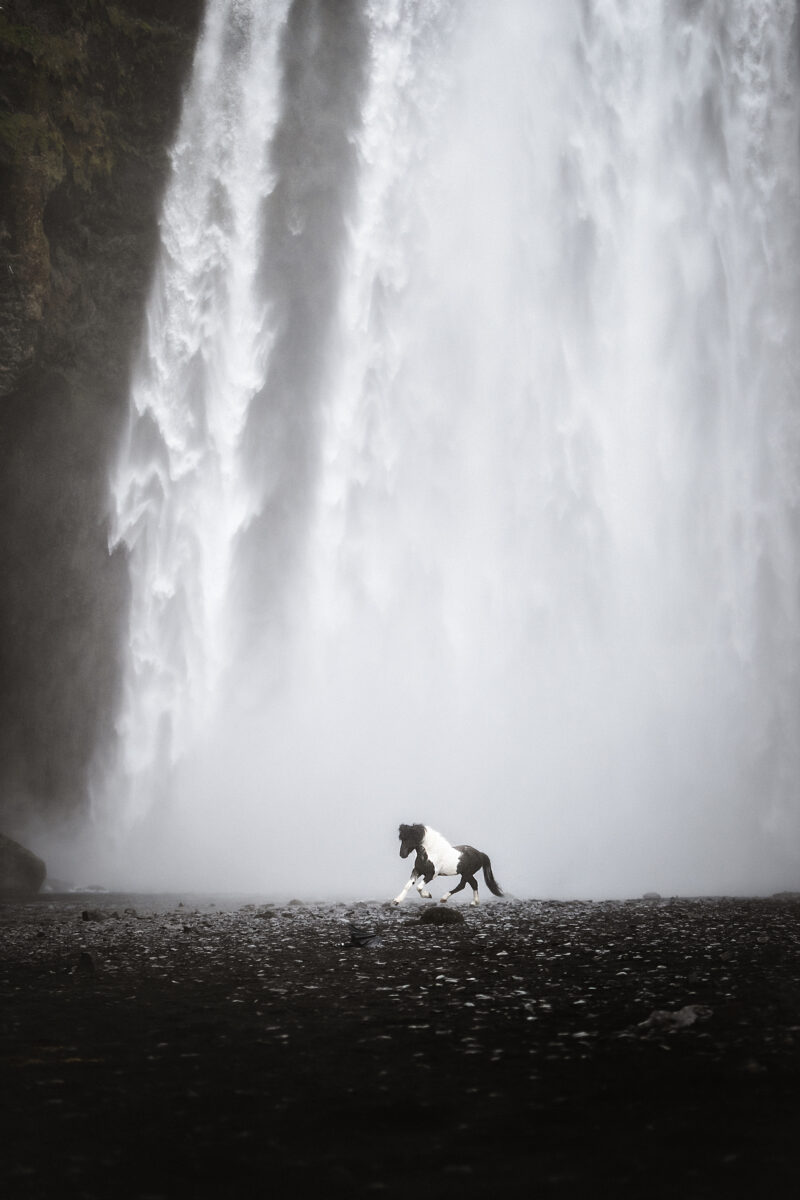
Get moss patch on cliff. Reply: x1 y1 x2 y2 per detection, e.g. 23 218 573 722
0 2 203 377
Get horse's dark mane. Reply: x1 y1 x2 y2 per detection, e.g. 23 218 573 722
398 823 426 845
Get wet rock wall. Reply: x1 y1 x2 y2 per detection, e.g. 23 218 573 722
0 0 203 830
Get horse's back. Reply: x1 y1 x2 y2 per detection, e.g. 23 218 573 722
454 844 483 875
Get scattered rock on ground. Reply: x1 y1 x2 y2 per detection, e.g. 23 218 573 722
346 923 384 947
1 893 798 1197
638 1004 713 1032
81 909 119 922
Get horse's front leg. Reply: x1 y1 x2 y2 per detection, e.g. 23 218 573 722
416 876 433 900
393 872 418 905
413 852 434 899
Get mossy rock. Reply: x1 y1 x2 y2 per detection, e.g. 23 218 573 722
419 906 465 925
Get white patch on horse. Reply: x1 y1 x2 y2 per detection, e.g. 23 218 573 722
421 827 461 877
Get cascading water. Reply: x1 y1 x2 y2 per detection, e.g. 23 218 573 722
90 0 799 897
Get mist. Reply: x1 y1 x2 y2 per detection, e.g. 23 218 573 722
47 0 800 900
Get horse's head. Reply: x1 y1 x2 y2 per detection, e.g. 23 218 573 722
398 823 425 859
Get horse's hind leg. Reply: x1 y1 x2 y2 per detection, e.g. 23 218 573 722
443 875 479 905
440 876 468 904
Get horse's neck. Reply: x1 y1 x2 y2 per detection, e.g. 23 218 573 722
422 827 453 860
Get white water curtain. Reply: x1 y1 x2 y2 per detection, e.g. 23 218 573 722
93 0 799 898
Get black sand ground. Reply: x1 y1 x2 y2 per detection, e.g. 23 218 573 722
2 893 799 1198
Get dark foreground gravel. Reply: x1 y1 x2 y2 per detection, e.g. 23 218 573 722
2 893 799 1198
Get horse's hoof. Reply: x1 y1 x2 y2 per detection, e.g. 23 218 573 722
439 896 449 903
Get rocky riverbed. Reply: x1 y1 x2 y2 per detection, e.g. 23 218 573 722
2 893 799 1198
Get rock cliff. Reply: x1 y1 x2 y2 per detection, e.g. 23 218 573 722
0 0 203 831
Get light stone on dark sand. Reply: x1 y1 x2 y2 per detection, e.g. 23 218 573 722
1 894 799 1197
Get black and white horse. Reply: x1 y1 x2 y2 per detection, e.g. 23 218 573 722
393 823 503 907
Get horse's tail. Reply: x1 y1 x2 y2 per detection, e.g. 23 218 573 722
481 853 503 897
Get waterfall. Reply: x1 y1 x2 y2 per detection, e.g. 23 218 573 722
95 0 800 897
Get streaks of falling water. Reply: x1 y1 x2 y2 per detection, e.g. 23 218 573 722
94 0 800 898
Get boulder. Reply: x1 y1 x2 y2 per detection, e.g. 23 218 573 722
419 905 465 925
0 833 46 894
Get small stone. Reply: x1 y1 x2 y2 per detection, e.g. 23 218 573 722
81 909 118 922
82 909 104 922
638 1004 712 1031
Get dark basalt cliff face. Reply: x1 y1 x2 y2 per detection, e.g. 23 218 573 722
0 0 204 832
